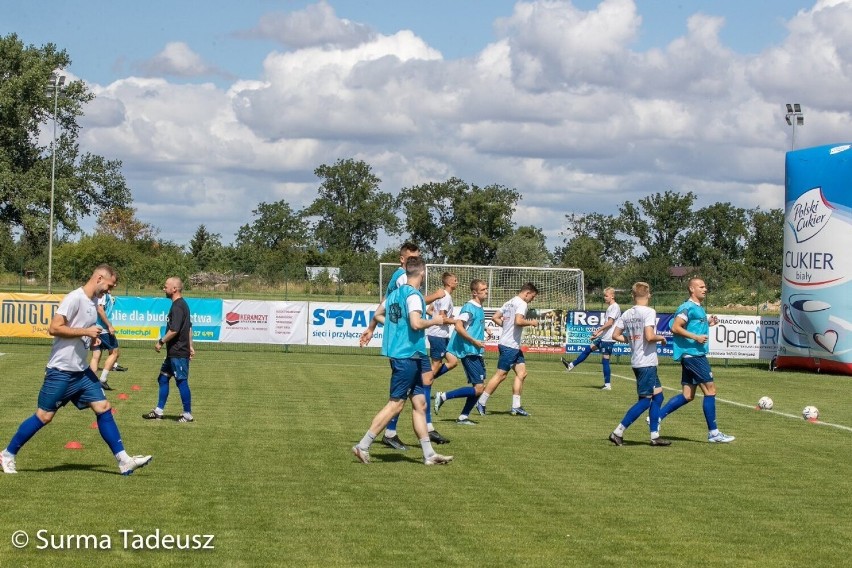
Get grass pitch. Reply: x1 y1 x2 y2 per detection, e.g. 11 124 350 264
0 344 850 567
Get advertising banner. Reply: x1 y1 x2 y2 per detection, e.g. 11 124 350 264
309 302 382 347
220 300 308 344
0 293 64 338
565 310 674 357
778 143 852 374
111 297 223 342
709 315 779 360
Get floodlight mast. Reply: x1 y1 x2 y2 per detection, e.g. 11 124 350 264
785 102 804 150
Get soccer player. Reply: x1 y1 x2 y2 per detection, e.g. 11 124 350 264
423 272 459 442
1 265 152 475
475 282 539 416
142 277 196 423
352 256 453 465
607 282 671 446
561 287 621 390
372 243 447 449
657 277 735 443
434 279 488 425
89 289 127 391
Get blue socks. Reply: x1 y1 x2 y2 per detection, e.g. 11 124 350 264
602 358 611 385
157 373 170 409
660 393 689 420
96 409 125 454
649 392 664 433
176 379 192 414
434 364 449 379
423 385 433 424
620 397 652 428
6 414 46 455
445 386 476 400
703 394 718 431
572 345 592 366
461 396 477 417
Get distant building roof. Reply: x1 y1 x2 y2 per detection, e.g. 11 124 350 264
668 266 694 278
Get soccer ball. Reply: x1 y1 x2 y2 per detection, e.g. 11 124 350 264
802 406 819 421
757 396 774 410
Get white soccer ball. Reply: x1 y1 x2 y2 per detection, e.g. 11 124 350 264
757 396 774 410
802 406 819 421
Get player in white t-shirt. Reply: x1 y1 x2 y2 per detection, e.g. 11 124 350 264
475 282 539 416
607 282 670 447
561 287 621 390
1 265 152 475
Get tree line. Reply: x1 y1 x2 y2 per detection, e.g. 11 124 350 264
1 34 782 299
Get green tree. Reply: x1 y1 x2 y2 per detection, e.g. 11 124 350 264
618 191 696 263
398 177 464 262
0 34 131 263
189 224 224 271
678 202 749 281
445 183 520 264
234 200 311 277
304 159 399 254
494 225 552 266
745 208 784 278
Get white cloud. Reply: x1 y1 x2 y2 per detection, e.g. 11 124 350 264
76 0 852 251
136 42 225 78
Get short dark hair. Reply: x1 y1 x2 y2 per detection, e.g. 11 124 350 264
442 272 456 286
400 242 419 255
519 282 538 294
470 278 486 292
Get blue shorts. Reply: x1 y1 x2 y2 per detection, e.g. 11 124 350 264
497 345 525 371
412 357 432 397
632 366 662 397
592 339 615 356
680 356 714 385
159 357 190 381
388 357 424 400
429 337 450 361
460 356 486 385
93 332 119 351
38 367 106 412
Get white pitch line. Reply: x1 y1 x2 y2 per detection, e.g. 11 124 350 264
609 371 852 433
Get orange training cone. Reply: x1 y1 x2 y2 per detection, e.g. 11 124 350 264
131 385 141 391
89 421 98 429
118 393 129 400
64 441 83 450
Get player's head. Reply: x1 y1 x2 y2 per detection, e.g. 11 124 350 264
631 281 651 300
92 264 117 297
603 287 615 303
442 272 458 290
399 242 420 265
687 278 707 301
404 255 426 278
163 276 184 299
518 282 538 302
470 278 488 301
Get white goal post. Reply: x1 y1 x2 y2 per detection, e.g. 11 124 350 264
379 263 585 353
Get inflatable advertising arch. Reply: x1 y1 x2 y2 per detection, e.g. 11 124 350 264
777 143 852 374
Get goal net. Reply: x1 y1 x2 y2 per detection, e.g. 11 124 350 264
379 263 585 353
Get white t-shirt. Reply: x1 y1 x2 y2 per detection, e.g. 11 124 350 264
613 305 659 368
498 296 528 349
426 290 454 338
601 302 621 342
47 287 98 372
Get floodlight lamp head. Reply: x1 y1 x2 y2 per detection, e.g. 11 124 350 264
785 116 792 125
794 103 801 112
797 116 804 125
786 103 793 112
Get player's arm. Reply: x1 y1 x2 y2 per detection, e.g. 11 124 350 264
189 324 195 359
424 289 447 305
644 325 666 345
360 302 386 346
491 311 504 326
452 316 484 349
671 314 706 344
410 309 443 330
96 303 115 334
611 323 626 343
514 313 538 327
48 312 101 339
592 316 616 339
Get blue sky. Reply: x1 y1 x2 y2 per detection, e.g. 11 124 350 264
2 0 849 250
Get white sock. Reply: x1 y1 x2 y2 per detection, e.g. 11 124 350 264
427 423 435 432
154 407 164 415
512 395 521 409
100 370 110 382
614 424 626 437
115 450 130 464
458 414 469 421
478 392 490 406
420 438 435 459
358 431 376 450
385 429 397 438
